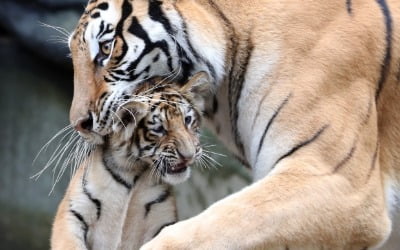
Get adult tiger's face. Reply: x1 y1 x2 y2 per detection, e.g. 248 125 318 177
68 0 222 143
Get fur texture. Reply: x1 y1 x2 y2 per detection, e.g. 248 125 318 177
68 0 400 248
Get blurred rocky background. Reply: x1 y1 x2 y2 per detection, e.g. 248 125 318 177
0 0 251 249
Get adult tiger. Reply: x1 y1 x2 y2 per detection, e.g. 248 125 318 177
68 0 400 248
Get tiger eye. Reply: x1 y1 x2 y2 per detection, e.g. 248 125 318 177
100 41 112 56
185 116 192 125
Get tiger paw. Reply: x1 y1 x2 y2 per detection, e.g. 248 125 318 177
140 219 203 250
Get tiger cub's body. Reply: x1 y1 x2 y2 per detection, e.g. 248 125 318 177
51 74 208 250
51 151 175 250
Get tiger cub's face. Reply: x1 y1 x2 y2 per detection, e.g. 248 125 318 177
107 73 208 184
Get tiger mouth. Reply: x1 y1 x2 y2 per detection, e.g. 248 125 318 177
166 163 188 174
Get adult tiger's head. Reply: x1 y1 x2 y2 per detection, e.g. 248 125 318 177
69 0 225 142
106 72 209 184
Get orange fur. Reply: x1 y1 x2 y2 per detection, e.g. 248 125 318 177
68 0 400 248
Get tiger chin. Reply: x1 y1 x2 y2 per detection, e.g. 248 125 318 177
51 73 209 250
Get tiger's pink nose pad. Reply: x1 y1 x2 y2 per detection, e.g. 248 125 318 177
177 150 194 164
74 115 93 134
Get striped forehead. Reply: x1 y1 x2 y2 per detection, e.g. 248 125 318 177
83 1 120 60
150 91 192 115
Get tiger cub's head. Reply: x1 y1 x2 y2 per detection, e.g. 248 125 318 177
106 72 209 184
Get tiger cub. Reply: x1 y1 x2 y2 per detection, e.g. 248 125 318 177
51 73 209 250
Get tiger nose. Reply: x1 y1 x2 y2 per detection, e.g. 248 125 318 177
73 114 93 134
177 149 195 163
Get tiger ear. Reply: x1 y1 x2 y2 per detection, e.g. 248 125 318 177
180 71 210 98
120 101 148 123
180 72 210 111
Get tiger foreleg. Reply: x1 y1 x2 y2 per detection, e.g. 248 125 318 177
51 166 89 250
51 198 89 250
140 161 391 250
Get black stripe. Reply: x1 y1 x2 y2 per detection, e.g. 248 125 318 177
256 94 291 158
174 7 217 83
97 2 109 11
97 21 105 39
97 93 106 122
396 61 400 82
114 0 133 64
153 221 176 238
97 23 114 40
173 11 199 85
148 0 174 35
333 142 356 173
175 8 200 62
207 0 234 83
145 189 170 217
211 0 247 158
70 209 89 242
126 17 173 76
346 0 352 15
102 98 115 127
103 155 132 190
251 91 271 131
104 76 114 83
229 40 253 157
362 98 373 125
273 125 329 168
208 0 231 26
375 0 392 100
91 12 100 19
212 96 219 114
366 143 379 182
203 60 217 83
82 177 102 220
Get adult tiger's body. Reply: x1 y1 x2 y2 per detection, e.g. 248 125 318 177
69 0 400 248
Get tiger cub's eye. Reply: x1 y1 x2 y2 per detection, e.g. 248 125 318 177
185 116 192 125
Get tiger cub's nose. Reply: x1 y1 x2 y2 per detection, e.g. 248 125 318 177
177 149 195 164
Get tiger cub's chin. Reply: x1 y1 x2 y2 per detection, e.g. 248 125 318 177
162 166 192 185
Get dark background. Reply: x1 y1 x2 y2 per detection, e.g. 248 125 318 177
0 1 250 249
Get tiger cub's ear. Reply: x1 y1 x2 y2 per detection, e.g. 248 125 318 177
181 71 210 95
116 100 148 129
181 71 210 111
122 101 148 123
